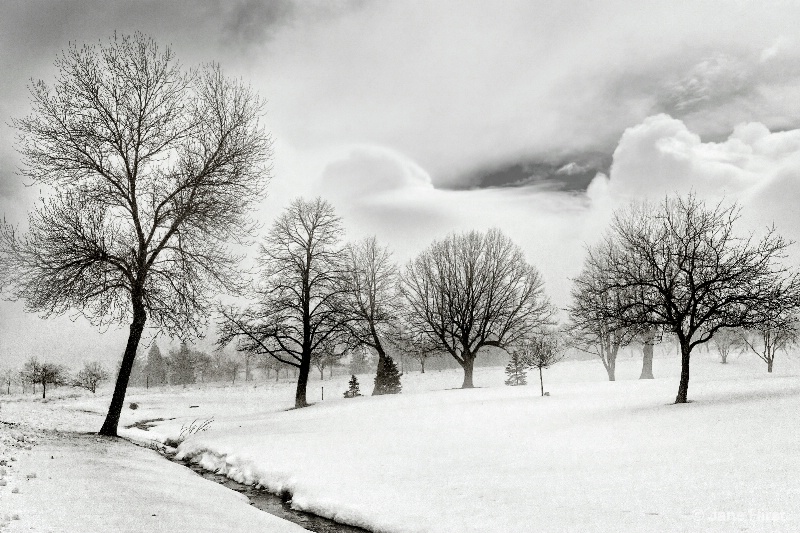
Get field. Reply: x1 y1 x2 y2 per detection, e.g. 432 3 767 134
1 348 799 532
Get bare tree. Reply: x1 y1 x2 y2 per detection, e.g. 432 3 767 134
225 356 242 384
567 246 642 381
256 352 281 381
740 315 797 373
1 368 14 394
0 33 271 435
578 195 800 403
311 336 347 380
400 228 552 388
389 326 438 373
219 197 347 408
21 357 68 399
712 327 743 364
341 236 401 394
192 350 214 383
74 361 110 393
519 330 564 397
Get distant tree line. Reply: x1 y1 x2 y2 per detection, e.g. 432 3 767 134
1 357 111 399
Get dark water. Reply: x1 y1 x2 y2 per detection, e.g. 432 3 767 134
172 457 372 533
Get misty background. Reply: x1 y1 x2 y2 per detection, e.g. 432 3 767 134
3 0 800 368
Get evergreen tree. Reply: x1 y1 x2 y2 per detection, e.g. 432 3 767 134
144 343 167 387
504 351 528 386
169 342 196 386
344 375 362 398
373 355 402 395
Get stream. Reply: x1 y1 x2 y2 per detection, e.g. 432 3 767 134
169 455 373 533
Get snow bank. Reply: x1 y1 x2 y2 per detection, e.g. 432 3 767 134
0 400 306 533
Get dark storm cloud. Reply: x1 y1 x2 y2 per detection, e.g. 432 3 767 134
456 45 800 194
453 154 612 192
220 0 296 48
217 0 370 50
0 0 309 198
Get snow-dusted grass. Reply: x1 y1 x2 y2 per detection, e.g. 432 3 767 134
3 349 799 532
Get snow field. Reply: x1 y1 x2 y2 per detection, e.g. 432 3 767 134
2 348 798 532
143 352 800 533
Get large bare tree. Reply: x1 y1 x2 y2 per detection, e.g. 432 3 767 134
0 33 271 435
578 195 800 403
400 228 552 388
567 254 637 381
218 197 347 408
341 236 402 395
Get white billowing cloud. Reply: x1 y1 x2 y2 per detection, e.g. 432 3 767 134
314 144 601 310
319 145 433 199
594 114 800 244
313 114 800 318
252 0 800 187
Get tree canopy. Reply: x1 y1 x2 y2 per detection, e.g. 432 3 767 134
1 33 271 435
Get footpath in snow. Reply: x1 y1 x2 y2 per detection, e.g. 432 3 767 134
0 400 306 533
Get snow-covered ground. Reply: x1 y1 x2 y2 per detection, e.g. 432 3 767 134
2 348 799 532
0 396 306 532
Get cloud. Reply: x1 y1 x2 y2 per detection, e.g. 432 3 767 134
314 114 800 318
246 0 800 191
219 0 296 48
660 53 752 114
313 144 601 312
593 114 800 246
319 145 433 198
6 2 800 367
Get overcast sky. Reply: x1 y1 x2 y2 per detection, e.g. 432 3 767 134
3 0 800 368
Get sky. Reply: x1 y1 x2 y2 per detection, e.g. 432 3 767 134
3 0 800 368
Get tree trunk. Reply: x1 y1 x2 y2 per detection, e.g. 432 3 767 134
640 343 654 379
372 344 388 396
319 367 324 380
605 355 616 381
767 359 773 373
295 352 311 408
539 366 544 396
41 380 46 400
720 352 728 364
461 354 475 388
675 340 691 404
99 302 146 436
329 365 333 379
420 358 425 374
